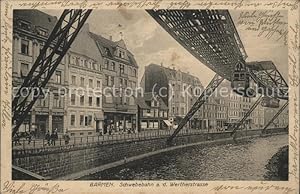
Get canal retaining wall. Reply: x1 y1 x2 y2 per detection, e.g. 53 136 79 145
12 128 287 180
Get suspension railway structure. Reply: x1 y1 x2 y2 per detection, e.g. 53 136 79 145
12 9 288 144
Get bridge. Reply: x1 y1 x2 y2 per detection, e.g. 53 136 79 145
12 9 289 180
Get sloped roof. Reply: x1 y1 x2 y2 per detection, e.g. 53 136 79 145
14 9 57 33
89 32 138 68
136 97 150 109
142 92 169 110
147 63 202 86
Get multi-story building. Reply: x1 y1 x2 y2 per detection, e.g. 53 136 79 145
12 10 67 137
217 80 253 129
136 93 169 131
13 10 139 137
141 63 203 128
65 23 104 136
89 30 139 134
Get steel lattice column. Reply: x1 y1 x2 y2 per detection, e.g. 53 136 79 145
12 9 92 137
167 74 224 144
262 101 288 134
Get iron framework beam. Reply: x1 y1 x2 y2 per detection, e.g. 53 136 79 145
147 9 246 81
167 74 224 144
12 9 92 137
231 95 263 136
262 101 289 134
248 61 288 100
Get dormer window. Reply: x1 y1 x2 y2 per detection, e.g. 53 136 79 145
37 28 48 36
104 47 109 55
19 20 30 31
118 50 125 58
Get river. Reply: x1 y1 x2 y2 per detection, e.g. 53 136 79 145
81 134 288 180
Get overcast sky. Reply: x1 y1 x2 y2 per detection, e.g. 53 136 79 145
42 9 288 86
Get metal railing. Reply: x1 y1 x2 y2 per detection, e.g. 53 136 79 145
12 128 212 150
12 127 286 150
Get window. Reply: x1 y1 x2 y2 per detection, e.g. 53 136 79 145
71 75 76 85
88 96 92 106
97 80 101 88
119 50 125 58
37 28 47 36
105 75 109 86
80 77 85 87
104 59 109 69
21 39 29 55
71 94 76 105
119 78 123 87
55 71 61 84
70 115 75 126
20 21 30 30
53 93 61 107
75 57 80 65
80 115 84 126
111 62 115 71
80 96 84 106
96 97 101 107
89 79 93 88
120 64 125 74
104 47 109 55
124 79 128 87
110 76 114 86
88 115 92 126
92 62 97 70
133 69 137 77
20 63 29 77
80 59 85 67
85 116 88 126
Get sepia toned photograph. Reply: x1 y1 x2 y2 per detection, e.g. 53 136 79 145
9 8 291 183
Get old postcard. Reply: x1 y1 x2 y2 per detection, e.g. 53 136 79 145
1 0 299 193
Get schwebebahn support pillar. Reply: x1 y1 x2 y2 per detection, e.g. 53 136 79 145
262 101 289 134
231 95 263 139
167 74 224 144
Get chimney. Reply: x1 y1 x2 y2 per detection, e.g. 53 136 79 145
160 62 163 66
109 35 113 41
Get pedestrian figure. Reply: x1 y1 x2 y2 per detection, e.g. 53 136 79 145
45 130 51 146
50 131 56 146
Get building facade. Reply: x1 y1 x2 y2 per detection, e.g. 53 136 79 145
89 31 139 134
12 10 67 138
136 93 169 131
65 23 105 136
141 64 203 128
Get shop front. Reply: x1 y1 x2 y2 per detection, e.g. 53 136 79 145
104 112 136 134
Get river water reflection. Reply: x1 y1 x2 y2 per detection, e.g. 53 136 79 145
82 134 288 180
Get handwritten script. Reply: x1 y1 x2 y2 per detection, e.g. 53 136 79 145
237 10 288 45
211 183 295 193
16 0 300 10
2 181 69 194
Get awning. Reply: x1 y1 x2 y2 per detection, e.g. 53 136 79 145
94 112 104 120
163 120 172 127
